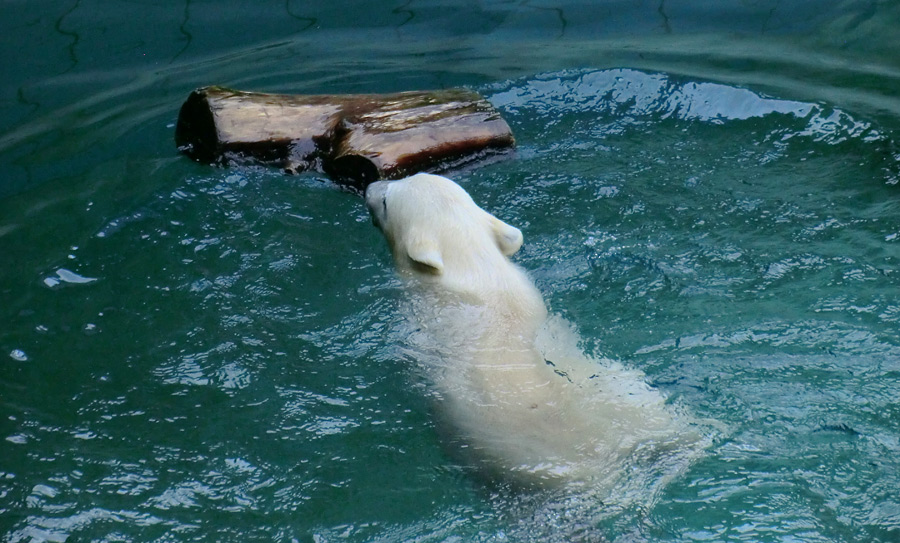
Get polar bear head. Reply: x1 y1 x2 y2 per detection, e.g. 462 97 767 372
365 173 523 279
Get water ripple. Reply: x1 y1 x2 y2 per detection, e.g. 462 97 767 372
489 69 883 143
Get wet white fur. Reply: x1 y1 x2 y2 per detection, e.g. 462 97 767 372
366 173 704 491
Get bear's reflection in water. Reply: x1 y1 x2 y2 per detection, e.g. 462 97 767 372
366 173 710 501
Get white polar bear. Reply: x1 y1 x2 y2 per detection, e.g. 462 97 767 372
365 173 705 492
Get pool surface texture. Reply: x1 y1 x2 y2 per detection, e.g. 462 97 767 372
2 2 900 542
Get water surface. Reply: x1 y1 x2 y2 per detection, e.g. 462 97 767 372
2 2 900 542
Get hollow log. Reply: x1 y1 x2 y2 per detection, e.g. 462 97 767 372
175 86 515 190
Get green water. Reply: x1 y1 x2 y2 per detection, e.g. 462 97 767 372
3 2 900 542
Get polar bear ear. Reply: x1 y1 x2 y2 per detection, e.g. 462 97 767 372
406 238 444 274
491 217 524 256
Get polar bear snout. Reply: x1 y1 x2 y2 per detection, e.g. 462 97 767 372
365 180 390 229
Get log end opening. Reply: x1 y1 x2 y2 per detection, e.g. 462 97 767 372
325 154 381 192
175 88 220 164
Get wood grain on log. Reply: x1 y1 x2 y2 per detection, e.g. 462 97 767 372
175 86 515 189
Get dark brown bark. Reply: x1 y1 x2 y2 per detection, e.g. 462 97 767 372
175 86 515 190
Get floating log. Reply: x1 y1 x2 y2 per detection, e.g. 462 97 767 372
175 86 515 190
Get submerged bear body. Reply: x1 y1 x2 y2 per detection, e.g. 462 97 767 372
366 173 703 490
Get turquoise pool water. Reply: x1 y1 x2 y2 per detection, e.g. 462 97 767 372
2 2 900 542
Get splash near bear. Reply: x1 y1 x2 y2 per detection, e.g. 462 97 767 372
365 173 706 494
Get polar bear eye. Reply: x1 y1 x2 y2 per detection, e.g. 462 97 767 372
381 196 388 217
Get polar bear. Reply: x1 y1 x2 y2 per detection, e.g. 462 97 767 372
365 173 704 492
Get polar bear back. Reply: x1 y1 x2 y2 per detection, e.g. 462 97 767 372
365 173 705 491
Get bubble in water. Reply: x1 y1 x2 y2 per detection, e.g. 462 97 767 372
43 268 98 288
9 349 27 361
